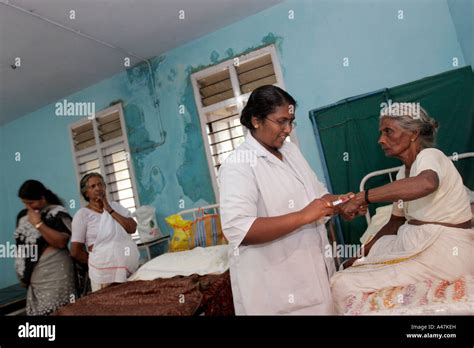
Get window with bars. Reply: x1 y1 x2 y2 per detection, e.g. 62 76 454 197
69 103 140 237
205 104 245 177
191 45 290 196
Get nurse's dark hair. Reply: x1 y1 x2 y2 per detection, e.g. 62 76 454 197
18 180 64 206
240 85 297 130
79 172 105 202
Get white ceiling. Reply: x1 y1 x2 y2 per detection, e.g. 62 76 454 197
0 0 283 125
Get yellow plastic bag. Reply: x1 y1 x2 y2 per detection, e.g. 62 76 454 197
165 214 193 252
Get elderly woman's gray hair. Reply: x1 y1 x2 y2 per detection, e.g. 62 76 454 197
380 102 439 148
79 172 105 202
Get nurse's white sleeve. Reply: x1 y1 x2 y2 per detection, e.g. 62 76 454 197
219 163 258 248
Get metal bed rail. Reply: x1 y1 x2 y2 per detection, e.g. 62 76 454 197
359 152 474 225
176 204 220 221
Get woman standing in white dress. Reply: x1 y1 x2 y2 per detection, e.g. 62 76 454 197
219 85 358 315
71 173 139 292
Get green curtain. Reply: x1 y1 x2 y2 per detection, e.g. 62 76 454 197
309 66 474 245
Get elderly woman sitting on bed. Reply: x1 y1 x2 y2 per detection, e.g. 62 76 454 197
331 103 473 313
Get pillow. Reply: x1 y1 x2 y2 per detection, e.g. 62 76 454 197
128 244 231 281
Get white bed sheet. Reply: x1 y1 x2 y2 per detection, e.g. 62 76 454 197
128 244 231 281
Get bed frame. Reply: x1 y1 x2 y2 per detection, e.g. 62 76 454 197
359 151 474 225
170 151 473 264
176 204 220 220
174 204 347 268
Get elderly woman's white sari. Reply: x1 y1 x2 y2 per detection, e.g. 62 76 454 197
331 148 473 313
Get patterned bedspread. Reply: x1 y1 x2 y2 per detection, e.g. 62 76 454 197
53 271 234 316
343 275 473 315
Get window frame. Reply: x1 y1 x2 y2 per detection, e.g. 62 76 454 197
68 102 141 211
191 44 298 201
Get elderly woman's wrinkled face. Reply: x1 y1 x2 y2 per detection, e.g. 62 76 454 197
378 117 414 157
85 176 106 203
253 103 295 150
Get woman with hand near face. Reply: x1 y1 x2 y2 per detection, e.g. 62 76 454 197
15 180 76 315
71 173 138 292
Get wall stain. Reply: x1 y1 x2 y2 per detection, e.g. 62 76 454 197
123 103 165 204
187 32 283 76
125 104 155 155
167 68 177 82
123 33 284 206
177 73 215 203
210 50 220 64
226 48 235 58
126 56 166 96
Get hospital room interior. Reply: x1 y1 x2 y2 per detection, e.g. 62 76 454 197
0 0 473 318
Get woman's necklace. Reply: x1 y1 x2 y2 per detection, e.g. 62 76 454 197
87 204 103 214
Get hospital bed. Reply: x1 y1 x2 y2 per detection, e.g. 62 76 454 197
340 152 474 315
51 151 474 316
54 204 234 316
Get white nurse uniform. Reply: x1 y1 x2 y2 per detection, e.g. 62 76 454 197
219 132 336 315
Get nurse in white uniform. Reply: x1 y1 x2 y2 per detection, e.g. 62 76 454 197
219 85 360 315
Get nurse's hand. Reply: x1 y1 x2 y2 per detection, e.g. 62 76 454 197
300 198 334 224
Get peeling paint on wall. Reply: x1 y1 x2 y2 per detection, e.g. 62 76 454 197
226 48 235 58
210 50 220 64
126 56 166 95
124 103 165 204
167 68 177 82
177 69 215 203
186 33 283 76
125 104 155 155
107 33 284 210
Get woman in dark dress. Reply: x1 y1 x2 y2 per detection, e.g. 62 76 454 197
15 180 77 315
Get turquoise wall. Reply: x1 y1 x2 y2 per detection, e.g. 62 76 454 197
0 0 467 288
447 0 474 69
